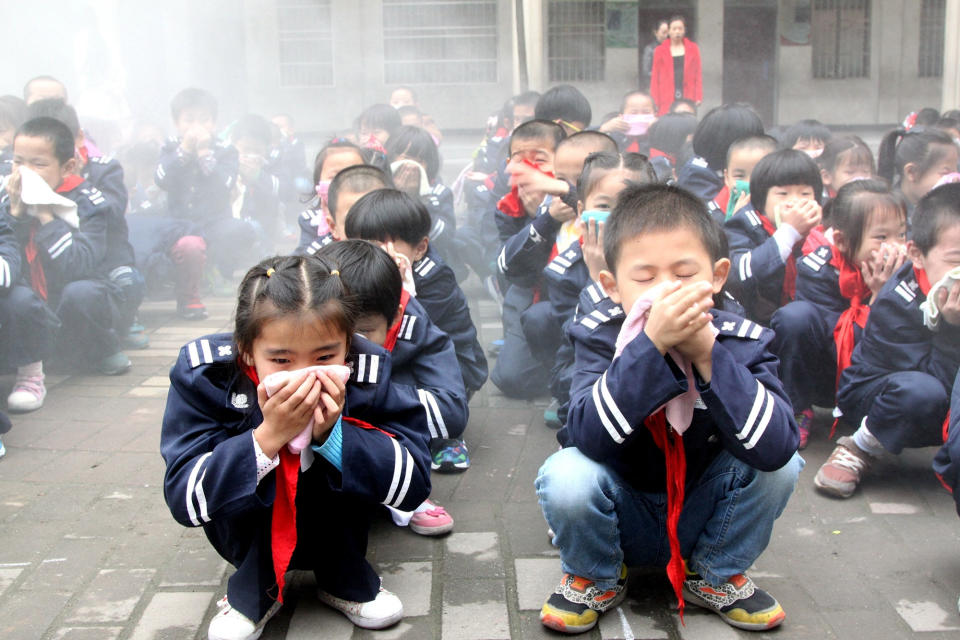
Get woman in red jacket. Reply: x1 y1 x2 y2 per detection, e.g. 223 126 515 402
650 16 702 115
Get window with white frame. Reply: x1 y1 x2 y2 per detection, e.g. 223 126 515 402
547 0 606 82
277 0 334 87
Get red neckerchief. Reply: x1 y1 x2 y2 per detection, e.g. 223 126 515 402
649 147 675 164
56 174 84 194
383 289 411 352
242 363 298 604
76 146 89 166
912 266 952 452
831 248 872 387
756 214 826 303
713 185 730 215
496 160 554 219
646 410 687 620
625 138 640 154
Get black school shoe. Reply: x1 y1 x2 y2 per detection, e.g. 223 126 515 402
682 571 785 630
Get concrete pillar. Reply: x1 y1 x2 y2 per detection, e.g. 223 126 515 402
697 0 723 112
943 0 960 110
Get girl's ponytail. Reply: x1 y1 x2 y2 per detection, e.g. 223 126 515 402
876 128 906 185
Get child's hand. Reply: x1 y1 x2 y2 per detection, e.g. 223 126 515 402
510 161 567 197
33 206 55 225
517 186 544 217
194 127 212 151
861 242 906 300
938 280 960 327
599 116 629 134
393 163 421 196
643 281 714 355
731 188 750 215
777 199 821 236
254 370 322 458
675 323 717 381
311 369 347 442
581 218 606 281
180 129 199 155
6 167 23 217
547 196 576 223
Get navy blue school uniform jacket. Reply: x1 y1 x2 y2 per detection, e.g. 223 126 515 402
155 138 238 222
161 333 433 529
294 208 335 256
411 246 488 393
421 184 457 251
542 241 590 326
795 244 846 313
724 205 793 324
3 179 134 294
562 305 799 492
0 212 21 293
839 262 960 401
676 156 723 203
932 373 960 511
0 148 11 177
82 155 129 218
388 295 469 441
496 199 556 288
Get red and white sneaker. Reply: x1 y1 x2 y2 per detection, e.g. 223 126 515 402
409 499 454 536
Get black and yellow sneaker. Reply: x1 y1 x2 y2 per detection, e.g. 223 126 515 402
682 571 785 631
540 564 628 634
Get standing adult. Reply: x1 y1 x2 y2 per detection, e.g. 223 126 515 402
640 20 669 91
650 15 702 115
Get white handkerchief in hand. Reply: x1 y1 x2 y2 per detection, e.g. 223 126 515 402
261 364 352 454
920 266 960 330
18 167 79 228
613 282 717 436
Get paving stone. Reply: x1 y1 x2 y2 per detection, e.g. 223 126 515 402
676 608 740 639
444 531 503 578
158 536 228 587
442 579 511 640
141 376 171 387
379 561 432 617
51 626 124 640
17 537 111 593
284 598 354 639
125 386 170 398
0 568 22 596
514 558 558 610
0 589 71 639
354 615 434 639
598 605 669 639
64 568 155 623
129 590 215 639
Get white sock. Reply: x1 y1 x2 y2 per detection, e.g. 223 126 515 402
852 419 885 457
17 361 43 379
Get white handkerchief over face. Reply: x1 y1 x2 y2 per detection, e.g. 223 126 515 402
17 167 80 228
613 282 718 436
920 266 960 330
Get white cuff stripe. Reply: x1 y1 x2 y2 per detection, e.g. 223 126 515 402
392 451 415 508
385 438 404 505
424 390 448 439
592 378 625 443
418 389 439 439
48 232 73 254
737 381 765 440
49 239 73 259
185 452 212 526
744 391 775 450
599 372 632 437
196 468 210 523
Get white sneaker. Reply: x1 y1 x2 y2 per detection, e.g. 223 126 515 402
7 374 45 413
317 586 403 629
207 597 280 640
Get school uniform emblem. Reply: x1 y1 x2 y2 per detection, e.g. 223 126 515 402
231 393 249 409
218 345 232 357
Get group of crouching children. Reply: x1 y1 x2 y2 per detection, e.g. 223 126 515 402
3 78 960 638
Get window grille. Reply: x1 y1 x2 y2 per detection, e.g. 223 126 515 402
277 0 334 87
547 1 606 82
383 0 498 84
811 0 870 79
919 0 945 78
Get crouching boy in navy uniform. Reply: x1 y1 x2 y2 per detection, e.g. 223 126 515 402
817 183 960 498
161 256 431 639
536 184 801 634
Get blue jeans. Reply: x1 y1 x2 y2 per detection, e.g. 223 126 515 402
535 446 803 589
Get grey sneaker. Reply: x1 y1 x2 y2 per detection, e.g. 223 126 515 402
814 436 872 498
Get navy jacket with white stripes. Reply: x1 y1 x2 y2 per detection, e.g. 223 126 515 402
496 200 557 289
3 178 135 294
420 183 457 261
388 296 469 441
542 241 590 326
561 305 799 492
155 138 238 222
0 212 21 293
161 333 432 529
411 246 488 394
294 208 334 256
839 261 960 399
82 155 129 219
724 204 793 324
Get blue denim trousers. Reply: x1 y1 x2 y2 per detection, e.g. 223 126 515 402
535 446 803 589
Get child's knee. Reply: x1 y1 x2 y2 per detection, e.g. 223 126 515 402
757 452 804 504
171 235 206 264
770 301 820 341
536 447 615 517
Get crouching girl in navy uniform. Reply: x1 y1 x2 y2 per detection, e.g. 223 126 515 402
815 183 960 498
161 255 432 640
771 180 907 449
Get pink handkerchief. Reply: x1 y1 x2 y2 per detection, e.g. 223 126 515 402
262 365 352 453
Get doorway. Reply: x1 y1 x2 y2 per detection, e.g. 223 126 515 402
722 1 778 126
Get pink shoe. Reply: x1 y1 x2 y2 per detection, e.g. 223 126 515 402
7 374 45 413
409 499 454 536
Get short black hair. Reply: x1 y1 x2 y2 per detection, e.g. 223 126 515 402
913 182 960 255
726 135 778 166
16 116 76 164
648 113 697 158
26 98 79 138
878 126 956 185
386 125 440 182
604 183 727 272
816 134 874 175
317 240 402 325
577 151 656 202
230 114 272 147
535 85 592 128
620 90 656 113
827 179 905 261
0 95 27 133
669 98 698 115
915 107 941 127
23 76 66 102
358 104 401 138
396 105 422 121
312 138 363 188
328 164 393 220
692 103 764 170
749 149 824 216
780 119 831 150
510 119 566 154
557 130 618 155
170 87 217 122
344 188 432 246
